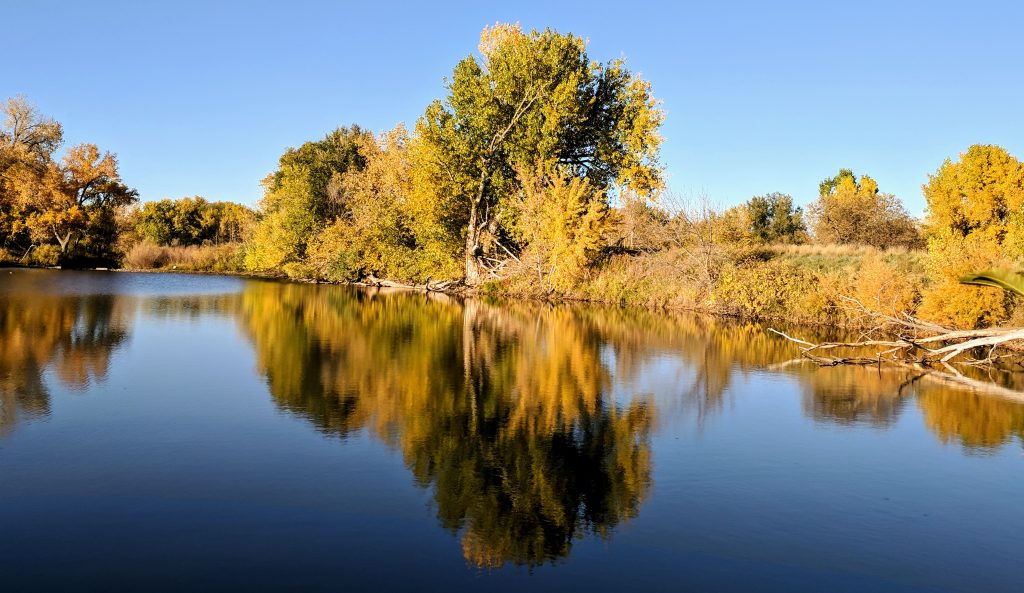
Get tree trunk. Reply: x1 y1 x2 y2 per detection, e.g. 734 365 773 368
464 166 489 285
464 200 484 285
54 230 72 255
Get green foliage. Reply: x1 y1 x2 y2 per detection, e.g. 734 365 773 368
245 127 371 272
744 192 807 244
135 196 254 247
411 23 664 282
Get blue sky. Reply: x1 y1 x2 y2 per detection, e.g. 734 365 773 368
4 0 1022 215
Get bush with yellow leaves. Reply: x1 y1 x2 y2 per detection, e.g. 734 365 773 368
849 251 921 317
712 259 835 322
917 229 1011 328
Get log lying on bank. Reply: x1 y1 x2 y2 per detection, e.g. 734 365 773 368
358 275 460 292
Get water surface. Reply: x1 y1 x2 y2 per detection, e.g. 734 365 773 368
1 269 1022 592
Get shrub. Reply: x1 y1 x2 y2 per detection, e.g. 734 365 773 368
849 251 921 316
283 261 316 280
122 241 245 273
29 244 61 267
713 259 835 322
917 229 1010 328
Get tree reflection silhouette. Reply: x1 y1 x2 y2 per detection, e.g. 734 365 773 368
0 290 129 436
238 283 653 567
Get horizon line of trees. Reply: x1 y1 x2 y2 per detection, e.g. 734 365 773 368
3 21 1023 331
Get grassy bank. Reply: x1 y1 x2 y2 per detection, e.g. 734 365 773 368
485 244 932 326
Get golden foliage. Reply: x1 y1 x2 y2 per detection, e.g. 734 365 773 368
512 167 610 292
850 251 920 316
924 144 1024 241
808 171 920 249
917 385 1024 449
918 227 1011 328
0 278 130 437
712 259 835 322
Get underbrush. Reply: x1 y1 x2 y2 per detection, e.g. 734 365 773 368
123 241 246 272
489 246 929 327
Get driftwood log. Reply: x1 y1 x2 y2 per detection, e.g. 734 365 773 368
769 301 1024 402
359 276 460 292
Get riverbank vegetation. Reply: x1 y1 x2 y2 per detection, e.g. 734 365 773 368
3 24 1024 329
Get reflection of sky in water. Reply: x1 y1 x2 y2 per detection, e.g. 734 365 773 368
0 268 245 296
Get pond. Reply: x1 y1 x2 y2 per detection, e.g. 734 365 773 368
1 269 1021 592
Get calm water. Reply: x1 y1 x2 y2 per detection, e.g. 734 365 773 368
1 269 1022 592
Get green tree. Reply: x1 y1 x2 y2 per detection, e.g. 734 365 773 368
410 24 664 283
745 192 807 244
135 197 255 246
245 126 370 272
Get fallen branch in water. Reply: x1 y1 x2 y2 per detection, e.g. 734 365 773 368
770 296 1024 368
767 324 1024 368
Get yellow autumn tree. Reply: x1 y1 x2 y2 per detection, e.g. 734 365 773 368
307 124 421 282
808 169 920 248
918 145 1024 327
512 166 610 292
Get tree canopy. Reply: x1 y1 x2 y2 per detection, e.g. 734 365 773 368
1 98 137 265
245 125 370 272
744 192 807 244
808 169 919 249
410 24 664 283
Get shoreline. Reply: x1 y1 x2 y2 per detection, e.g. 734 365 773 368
5 264 835 328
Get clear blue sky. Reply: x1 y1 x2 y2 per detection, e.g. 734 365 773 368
4 0 1022 215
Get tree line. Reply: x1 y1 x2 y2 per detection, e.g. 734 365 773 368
3 23 1023 329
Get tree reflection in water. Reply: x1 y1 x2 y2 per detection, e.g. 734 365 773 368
0 287 129 437
234 281 1024 565
237 284 654 567
4 274 1024 566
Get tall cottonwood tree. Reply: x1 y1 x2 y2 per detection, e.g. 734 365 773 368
410 24 664 283
918 145 1024 327
1 97 64 254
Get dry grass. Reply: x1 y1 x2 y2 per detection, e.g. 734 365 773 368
769 243 920 257
123 241 245 272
